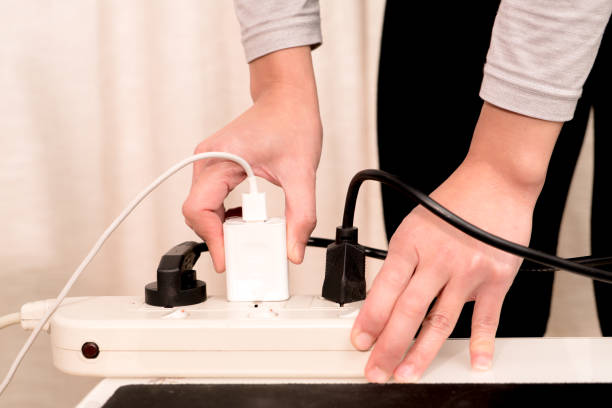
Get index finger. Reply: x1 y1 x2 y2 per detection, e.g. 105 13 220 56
351 247 418 351
182 161 246 272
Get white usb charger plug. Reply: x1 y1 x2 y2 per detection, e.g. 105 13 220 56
223 181 289 301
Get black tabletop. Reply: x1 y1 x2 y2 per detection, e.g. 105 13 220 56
102 383 611 407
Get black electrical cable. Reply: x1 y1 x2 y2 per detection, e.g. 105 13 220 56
307 238 612 272
305 237 333 248
196 237 612 273
307 237 387 260
519 255 612 273
338 169 612 284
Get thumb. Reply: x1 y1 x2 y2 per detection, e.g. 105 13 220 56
282 172 317 264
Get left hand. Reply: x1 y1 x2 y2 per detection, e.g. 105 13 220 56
350 159 538 383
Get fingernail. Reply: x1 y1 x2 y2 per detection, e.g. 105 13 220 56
472 354 492 371
395 364 419 383
367 366 389 383
354 332 374 350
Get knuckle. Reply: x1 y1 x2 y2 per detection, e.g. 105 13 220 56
363 307 389 328
422 312 453 335
193 141 208 155
395 295 427 320
472 315 499 336
194 139 226 156
182 200 197 220
380 267 409 289
298 213 317 232
487 265 514 287
467 252 486 269
466 254 516 285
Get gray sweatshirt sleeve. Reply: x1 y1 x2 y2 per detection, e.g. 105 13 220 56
233 0 322 63
480 0 612 122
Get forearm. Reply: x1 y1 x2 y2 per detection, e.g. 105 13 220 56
462 102 562 199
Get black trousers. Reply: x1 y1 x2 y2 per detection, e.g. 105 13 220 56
377 1 612 337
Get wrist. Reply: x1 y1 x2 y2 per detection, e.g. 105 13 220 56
248 48 322 134
463 102 562 197
456 159 542 207
249 46 318 103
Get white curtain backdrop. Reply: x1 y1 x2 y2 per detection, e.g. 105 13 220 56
0 1 598 406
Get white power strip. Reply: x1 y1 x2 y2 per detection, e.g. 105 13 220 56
48 295 368 378
23 295 612 384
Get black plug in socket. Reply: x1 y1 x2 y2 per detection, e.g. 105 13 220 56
145 241 207 308
322 227 366 306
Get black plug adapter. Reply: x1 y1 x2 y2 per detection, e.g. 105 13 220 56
145 241 207 308
322 227 366 306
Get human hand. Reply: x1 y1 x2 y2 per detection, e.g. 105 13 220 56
349 101 564 383
350 160 537 382
182 47 322 272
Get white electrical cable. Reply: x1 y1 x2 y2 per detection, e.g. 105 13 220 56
0 313 20 330
0 152 257 396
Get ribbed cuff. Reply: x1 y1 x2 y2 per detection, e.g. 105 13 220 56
480 72 579 122
242 19 322 62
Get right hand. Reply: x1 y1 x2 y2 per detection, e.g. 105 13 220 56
182 48 322 272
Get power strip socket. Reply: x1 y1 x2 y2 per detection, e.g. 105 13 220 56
49 296 368 378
